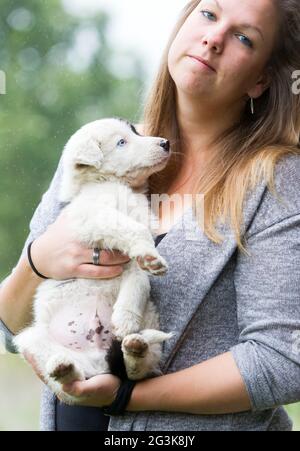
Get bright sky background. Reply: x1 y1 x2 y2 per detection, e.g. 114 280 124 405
62 0 187 82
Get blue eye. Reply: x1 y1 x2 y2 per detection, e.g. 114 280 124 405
201 10 216 21
201 9 254 49
236 34 253 48
117 139 127 147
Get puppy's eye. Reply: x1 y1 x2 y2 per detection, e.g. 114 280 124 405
117 139 127 147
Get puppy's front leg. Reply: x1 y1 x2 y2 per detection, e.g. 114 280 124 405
68 207 168 275
111 265 150 340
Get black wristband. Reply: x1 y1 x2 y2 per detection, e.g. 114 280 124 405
100 379 136 416
27 241 49 280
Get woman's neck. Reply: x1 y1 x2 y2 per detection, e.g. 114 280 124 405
176 93 243 157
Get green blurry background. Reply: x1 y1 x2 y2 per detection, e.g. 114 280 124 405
0 0 299 431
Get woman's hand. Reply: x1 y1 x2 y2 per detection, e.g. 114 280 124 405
24 351 121 407
30 209 157 280
61 375 121 407
29 210 131 281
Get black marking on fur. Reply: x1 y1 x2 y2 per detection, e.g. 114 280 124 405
130 123 141 136
105 339 127 381
114 117 142 136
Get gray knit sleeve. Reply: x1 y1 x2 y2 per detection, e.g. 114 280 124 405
0 299 18 354
230 214 300 411
230 155 300 412
0 155 66 354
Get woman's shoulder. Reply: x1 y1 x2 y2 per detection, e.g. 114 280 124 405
274 152 300 182
272 153 300 206
246 153 300 238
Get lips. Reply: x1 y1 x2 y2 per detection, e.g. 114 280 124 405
189 55 216 72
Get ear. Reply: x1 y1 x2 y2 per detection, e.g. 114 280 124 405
73 137 104 170
247 67 272 99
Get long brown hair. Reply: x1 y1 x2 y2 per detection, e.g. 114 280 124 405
141 0 300 254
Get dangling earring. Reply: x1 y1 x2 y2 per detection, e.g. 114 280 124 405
250 97 255 115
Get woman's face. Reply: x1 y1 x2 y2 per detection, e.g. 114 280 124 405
168 0 279 106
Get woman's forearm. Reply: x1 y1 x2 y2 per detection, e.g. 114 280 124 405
127 352 251 415
0 254 42 334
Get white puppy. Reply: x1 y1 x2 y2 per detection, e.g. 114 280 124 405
14 118 173 404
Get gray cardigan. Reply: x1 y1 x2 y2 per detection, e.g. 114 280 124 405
1 154 300 431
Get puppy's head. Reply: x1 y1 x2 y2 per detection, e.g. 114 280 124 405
59 118 171 201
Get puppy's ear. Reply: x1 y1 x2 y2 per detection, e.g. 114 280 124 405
73 137 104 170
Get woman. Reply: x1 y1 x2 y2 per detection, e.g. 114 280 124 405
1 0 300 431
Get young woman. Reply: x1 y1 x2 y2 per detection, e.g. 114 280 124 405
1 0 300 431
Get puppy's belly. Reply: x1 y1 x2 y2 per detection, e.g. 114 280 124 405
48 299 114 352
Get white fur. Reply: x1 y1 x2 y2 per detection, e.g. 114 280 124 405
14 118 173 403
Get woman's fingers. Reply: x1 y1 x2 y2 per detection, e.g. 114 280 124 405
76 263 124 279
82 248 130 266
99 249 131 266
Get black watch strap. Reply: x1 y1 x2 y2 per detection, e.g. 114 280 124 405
100 379 136 416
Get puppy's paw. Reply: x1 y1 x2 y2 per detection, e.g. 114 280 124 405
122 334 148 358
46 355 83 384
137 254 168 276
130 244 168 275
111 310 142 340
50 363 74 381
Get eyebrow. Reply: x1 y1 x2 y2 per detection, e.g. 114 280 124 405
203 0 265 42
239 23 265 42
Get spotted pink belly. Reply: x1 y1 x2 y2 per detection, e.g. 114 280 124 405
48 301 114 352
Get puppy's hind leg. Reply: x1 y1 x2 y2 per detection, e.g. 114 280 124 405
13 326 84 385
111 265 150 340
121 330 173 380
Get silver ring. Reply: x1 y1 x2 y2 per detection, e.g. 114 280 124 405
93 248 101 265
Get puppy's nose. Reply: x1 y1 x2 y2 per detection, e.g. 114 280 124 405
159 139 170 153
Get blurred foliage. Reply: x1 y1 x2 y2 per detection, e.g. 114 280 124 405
0 0 299 433
0 0 146 431
0 0 146 280
0 354 42 431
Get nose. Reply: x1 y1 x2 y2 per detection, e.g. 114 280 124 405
202 31 224 53
203 38 222 53
159 139 170 153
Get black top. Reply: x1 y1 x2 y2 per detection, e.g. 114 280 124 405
154 232 167 247
55 232 168 431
